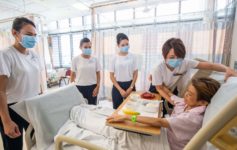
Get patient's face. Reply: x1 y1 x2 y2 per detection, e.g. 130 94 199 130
184 84 203 107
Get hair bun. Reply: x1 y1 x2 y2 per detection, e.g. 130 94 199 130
116 33 129 45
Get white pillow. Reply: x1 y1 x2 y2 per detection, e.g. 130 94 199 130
203 77 237 125
202 77 237 150
11 85 86 150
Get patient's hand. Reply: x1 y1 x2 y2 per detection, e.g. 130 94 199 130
107 114 128 123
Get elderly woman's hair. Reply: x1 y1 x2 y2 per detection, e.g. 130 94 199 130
191 77 221 103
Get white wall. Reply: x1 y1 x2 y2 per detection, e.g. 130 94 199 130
230 8 237 69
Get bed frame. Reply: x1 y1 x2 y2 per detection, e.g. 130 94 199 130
32 97 234 150
55 135 106 150
22 78 237 150
51 97 237 150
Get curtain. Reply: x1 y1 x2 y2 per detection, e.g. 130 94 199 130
93 4 236 100
0 30 14 50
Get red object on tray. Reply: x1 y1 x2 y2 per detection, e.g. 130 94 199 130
140 92 155 100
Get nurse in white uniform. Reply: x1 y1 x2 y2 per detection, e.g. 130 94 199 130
109 33 138 109
70 38 101 105
0 17 42 150
151 38 236 109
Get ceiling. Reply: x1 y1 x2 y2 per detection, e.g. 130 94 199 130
0 0 126 21
0 0 109 21
0 0 180 22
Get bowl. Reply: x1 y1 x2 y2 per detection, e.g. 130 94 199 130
130 94 140 101
141 102 159 113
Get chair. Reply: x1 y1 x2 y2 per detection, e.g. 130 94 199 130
59 69 71 87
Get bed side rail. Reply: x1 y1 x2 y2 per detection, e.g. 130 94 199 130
55 135 107 150
184 96 237 150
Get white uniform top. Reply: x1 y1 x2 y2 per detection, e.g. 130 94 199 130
0 46 42 104
152 59 199 90
71 55 101 86
109 53 138 82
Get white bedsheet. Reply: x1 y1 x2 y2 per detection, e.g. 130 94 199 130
56 104 170 150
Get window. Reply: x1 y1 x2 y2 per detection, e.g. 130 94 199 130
116 8 134 25
51 33 85 68
51 36 60 67
72 33 83 58
85 32 92 39
60 35 71 67
135 7 155 24
71 17 83 27
216 0 230 17
48 21 57 31
181 0 204 19
84 15 92 26
99 11 115 27
181 0 204 13
216 0 228 10
135 7 154 19
58 19 70 29
156 2 179 22
83 15 98 29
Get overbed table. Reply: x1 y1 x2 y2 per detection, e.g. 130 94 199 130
106 91 162 135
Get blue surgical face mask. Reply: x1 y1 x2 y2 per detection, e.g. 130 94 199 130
120 45 129 53
167 59 183 68
20 35 37 48
82 48 92 56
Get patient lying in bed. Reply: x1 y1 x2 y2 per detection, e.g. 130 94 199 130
107 77 220 150
57 104 170 150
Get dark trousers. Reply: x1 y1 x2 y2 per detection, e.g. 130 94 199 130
0 103 29 150
112 81 136 109
76 84 97 105
149 84 158 94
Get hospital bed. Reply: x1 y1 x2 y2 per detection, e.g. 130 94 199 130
11 76 237 150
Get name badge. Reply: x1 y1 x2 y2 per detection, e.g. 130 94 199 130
173 71 187 76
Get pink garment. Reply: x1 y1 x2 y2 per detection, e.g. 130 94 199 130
166 95 206 150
